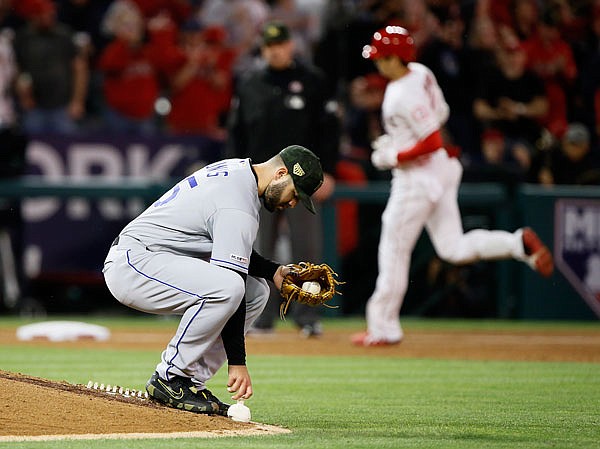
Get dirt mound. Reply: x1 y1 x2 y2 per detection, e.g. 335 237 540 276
0 370 288 442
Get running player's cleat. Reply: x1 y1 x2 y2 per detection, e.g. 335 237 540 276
522 227 554 277
350 331 402 347
145 372 219 414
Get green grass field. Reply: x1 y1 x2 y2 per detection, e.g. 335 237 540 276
0 317 599 449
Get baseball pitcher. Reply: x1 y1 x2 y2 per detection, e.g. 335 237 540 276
103 145 330 414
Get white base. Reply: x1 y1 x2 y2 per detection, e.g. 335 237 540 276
16 321 111 342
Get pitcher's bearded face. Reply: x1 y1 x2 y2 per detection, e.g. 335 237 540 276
262 177 298 212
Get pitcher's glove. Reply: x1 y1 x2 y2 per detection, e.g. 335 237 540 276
279 262 343 319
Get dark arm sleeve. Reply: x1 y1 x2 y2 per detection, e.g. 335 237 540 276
220 242 279 366
248 249 279 280
220 295 246 365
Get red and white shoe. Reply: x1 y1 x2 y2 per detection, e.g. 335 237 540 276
522 227 554 278
350 331 401 347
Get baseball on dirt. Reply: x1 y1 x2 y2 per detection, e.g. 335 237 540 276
227 400 251 423
302 281 321 295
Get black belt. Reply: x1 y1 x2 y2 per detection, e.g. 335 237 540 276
111 236 119 247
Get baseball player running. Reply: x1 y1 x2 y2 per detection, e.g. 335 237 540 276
103 145 323 413
351 26 554 347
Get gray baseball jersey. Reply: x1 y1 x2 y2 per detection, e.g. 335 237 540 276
121 158 260 273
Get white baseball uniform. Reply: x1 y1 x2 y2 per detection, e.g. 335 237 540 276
103 158 270 387
365 62 527 343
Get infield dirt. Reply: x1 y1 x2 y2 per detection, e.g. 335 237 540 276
1 324 599 441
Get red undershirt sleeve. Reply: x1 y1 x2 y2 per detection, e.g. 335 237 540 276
396 129 444 163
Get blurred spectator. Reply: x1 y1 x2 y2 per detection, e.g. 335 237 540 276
420 3 477 157
227 21 340 336
56 0 113 56
128 0 192 24
568 1 599 67
522 7 578 138
56 0 113 129
477 128 532 180
482 0 512 27
313 0 405 92
472 42 549 177
97 0 172 135
530 122 600 185
575 2 600 140
510 0 540 40
487 0 539 41
552 0 588 45
164 21 236 138
296 0 327 43
268 0 318 61
198 0 269 75
466 10 499 70
0 0 25 30
13 0 89 135
464 11 501 160
400 0 438 55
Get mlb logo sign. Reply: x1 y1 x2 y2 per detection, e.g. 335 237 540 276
555 199 600 318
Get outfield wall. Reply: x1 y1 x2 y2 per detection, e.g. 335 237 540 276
0 135 598 320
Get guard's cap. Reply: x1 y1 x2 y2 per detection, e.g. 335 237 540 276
262 21 291 46
279 145 323 214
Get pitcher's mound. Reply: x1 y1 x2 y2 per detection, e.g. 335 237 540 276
0 370 289 442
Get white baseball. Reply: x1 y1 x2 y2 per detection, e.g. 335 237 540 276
227 400 251 423
302 281 321 295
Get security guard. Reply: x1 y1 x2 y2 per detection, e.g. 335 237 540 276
227 21 340 336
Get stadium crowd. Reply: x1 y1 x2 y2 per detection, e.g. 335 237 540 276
1 0 599 183
1 0 600 317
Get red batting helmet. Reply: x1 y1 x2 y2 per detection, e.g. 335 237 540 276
362 25 415 62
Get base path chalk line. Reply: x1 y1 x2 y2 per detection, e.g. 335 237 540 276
0 424 291 442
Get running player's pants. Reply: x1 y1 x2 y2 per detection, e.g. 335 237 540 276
366 150 526 342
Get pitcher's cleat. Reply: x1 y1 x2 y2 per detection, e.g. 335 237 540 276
522 227 554 277
145 372 219 414
351 331 401 347
199 388 230 416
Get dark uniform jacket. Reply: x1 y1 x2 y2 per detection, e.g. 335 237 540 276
227 59 339 174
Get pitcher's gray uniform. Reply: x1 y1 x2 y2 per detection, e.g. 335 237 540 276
103 158 268 386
